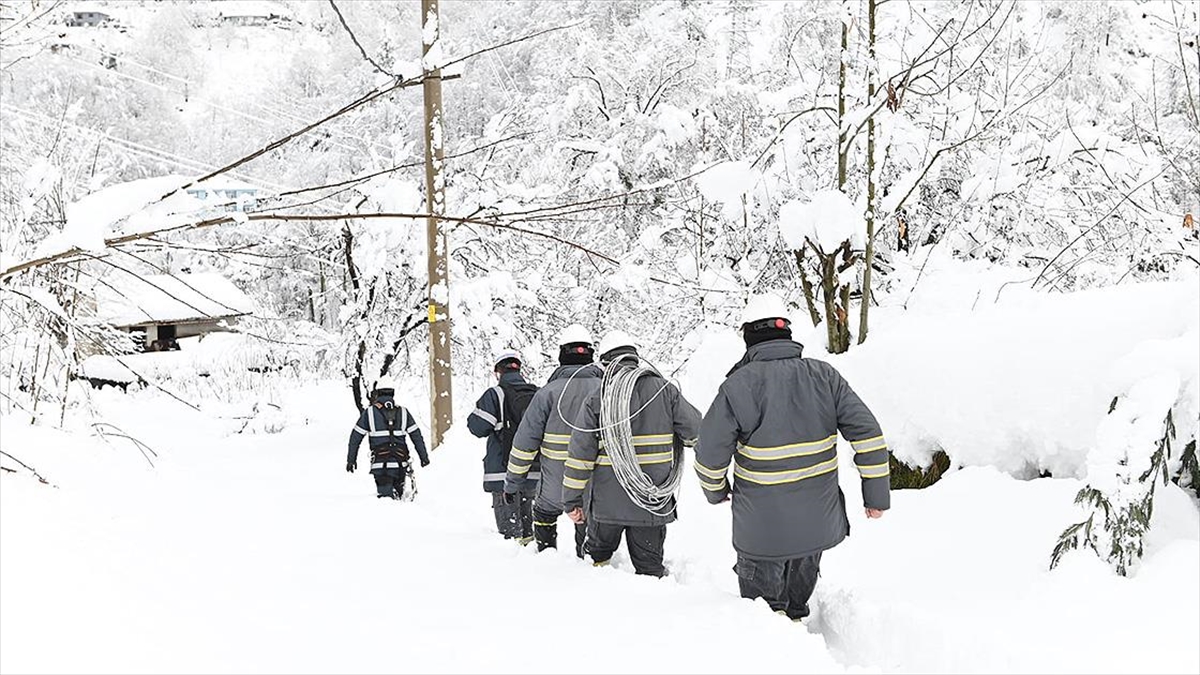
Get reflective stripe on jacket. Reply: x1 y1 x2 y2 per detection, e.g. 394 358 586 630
347 394 429 472
563 364 701 526
505 364 603 510
695 339 890 560
467 372 540 492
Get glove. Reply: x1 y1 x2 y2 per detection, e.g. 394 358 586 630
346 460 356 473
420 457 430 467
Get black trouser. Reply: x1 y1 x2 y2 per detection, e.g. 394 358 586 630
492 490 534 540
532 506 586 558
587 521 666 577
373 468 407 499
735 552 822 620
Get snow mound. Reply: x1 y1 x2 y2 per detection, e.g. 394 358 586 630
694 161 756 222
778 189 865 252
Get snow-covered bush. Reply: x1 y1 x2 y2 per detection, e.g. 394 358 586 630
1051 322 1200 575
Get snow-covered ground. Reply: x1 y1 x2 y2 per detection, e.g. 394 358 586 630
4 275 1198 674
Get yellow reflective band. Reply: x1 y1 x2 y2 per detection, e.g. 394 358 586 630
858 462 890 479
854 443 888 454
733 457 839 486
532 521 556 527
565 458 595 471
593 559 611 568
699 477 728 492
564 476 590 490
510 447 538 461
507 462 531 475
596 451 674 466
737 435 836 461
541 447 570 460
543 433 572 444
632 434 674 446
850 435 885 450
695 461 729 480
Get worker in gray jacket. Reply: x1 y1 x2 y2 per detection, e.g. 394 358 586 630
564 331 702 577
505 324 601 556
695 294 890 621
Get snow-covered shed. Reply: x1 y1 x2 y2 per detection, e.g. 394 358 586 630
65 6 111 27
94 273 254 352
214 1 292 27
184 176 261 213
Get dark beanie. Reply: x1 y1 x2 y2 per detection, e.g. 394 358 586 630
559 342 595 366
600 345 638 363
743 318 793 347
495 357 521 372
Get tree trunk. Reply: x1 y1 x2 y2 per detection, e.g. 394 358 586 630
837 16 849 191
858 0 877 346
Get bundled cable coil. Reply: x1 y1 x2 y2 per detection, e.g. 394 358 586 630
597 354 681 517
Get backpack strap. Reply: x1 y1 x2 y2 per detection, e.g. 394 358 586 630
490 385 505 431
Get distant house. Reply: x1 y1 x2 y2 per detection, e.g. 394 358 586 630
185 177 261 212
65 8 110 27
215 1 292 27
92 273 254 352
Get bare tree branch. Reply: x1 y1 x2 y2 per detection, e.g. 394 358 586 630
0 449 54 486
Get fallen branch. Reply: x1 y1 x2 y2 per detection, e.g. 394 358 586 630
0 450 55 487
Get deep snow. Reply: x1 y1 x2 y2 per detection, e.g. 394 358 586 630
2 381 1197 673
2 270 1199 674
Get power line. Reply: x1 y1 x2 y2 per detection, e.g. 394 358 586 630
66 44 393 153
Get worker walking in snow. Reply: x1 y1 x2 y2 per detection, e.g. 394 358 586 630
695 294 890 621
467 351 540 543
504 325 602 556
563 331 701 577
346 377 430 500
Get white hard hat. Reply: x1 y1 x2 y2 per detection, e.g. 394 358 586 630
740 293 790 327
374 376 399 391
598 330 637 358
492 349 521 369
558 323 593 346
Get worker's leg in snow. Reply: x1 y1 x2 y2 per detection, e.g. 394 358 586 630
491 492 520 538
782 552 822 620
735 556 788 614
625 525 667 577
517 489 535 544
573 522 586 559
586 521 624 567
374 471 397 499
532 506 560 551
390 471 406 500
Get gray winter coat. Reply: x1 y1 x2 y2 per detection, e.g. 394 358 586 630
563 362 702 527
695 339 890 560
505 364 603 511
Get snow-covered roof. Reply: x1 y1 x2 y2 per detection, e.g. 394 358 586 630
185 177 260 193
70 4 111 15
215 1 291 18
95 272 254 327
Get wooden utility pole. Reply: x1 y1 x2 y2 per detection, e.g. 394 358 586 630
421 0 452 447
